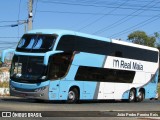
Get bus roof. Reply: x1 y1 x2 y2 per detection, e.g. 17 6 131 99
27 29 159 52
112 39 159 52
27 29 110 42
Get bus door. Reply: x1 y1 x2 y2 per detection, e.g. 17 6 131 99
48 52 74 100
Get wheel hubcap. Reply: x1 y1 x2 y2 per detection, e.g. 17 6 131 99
68 91 75 100
130 91 134 100
139 92 142 99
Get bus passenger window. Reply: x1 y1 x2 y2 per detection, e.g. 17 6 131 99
115 51 122 57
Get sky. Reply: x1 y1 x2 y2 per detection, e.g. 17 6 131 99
0 0 160 51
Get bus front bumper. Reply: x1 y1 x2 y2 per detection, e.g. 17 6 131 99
10 85 49 100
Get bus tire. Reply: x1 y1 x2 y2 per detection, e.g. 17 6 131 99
67 88 79 103
129 89 136 102
136 90 144 102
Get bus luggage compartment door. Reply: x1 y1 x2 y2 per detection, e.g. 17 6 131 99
49 80 60 100
83 81 97 100
103 83 114 99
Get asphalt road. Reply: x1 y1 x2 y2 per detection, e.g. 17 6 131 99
0 97 159 120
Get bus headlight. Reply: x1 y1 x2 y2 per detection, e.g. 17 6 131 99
34 86 46 92
41 76 46 80
10 85 15 90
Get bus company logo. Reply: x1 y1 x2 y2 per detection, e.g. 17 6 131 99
113 59 143 70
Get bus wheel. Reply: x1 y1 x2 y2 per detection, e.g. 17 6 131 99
129 89 136 102
67 88 79 103
136 90 144 102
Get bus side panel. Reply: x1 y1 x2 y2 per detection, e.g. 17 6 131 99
71 52 106 100
59 80 84 100
103 83 114 99
114 83 129 99
72 52 105 67
49 80 98 100
83 81 97 100
57 80 98 100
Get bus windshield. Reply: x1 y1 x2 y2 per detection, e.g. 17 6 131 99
16 34 57 53
10 55 47 83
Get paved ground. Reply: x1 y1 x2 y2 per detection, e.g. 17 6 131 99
0 97 159 120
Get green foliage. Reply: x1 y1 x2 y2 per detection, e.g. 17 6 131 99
0 81 9 88
154 32 160 38
154 32 160 49
128 31 156 47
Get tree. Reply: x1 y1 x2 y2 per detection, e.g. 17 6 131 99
153 32 160 82
128 31 156 47
154 32 160 38
154 32 160 49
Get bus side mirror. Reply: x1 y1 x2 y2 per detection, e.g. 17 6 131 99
1 49 15 63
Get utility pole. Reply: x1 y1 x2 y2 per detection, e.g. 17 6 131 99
28 0 33 31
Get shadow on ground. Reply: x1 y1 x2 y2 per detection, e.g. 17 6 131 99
0 97 159 104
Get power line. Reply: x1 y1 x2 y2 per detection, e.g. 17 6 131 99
0 25 14 27
0 46 15 49
38 0 160 11
52 0 158 3
0 21 18 23
69 7 107 30
0 42 18 47
0 43 17 46
38 0 160 32
0 45 17 50
93 0 158 35
0 37 20 38
77 0 130 31
109 14 160 38
119 0 156 2
37 10 156 17
0 42 18 50
0 22 25 28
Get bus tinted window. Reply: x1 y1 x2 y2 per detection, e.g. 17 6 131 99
75 66 135 83
16 34 57 53
56 35 158 62
48 52 73 80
